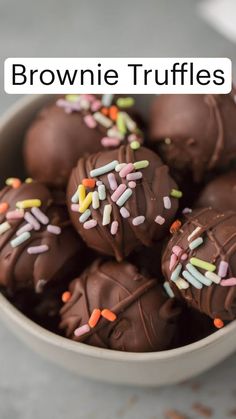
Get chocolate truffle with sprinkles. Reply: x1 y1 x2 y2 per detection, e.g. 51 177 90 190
67 144 180 261
0 178 84 294
162 207 236 321
24 94 144 188
59 259 182 352
149 93 236 182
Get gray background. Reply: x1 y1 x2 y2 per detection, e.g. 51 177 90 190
0 1 236 418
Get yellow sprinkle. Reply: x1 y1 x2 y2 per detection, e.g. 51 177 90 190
78 185 86 205
65 94 80 102
130 141 141 150
25 177 33 184
117 112 127 135
133 160 149 170
16 199 42 209
79 192 93 213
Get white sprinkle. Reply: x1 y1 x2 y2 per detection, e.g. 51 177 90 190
163 196 171 209
205 271 221 284
92 191 100 209
102 204 112 226
107 128 124 140
182 207 192 214
187 226 201 242
155 215 165 225
79 209 91 223
90 160 119 178
98 184 106 200
124 113 137 131
31 207 49 225
175 278 189 290
110 221 119 235
35 279 47 294
27 244 49 255
11 232 31 248
115 163 126 172
71 189 80 203
102 94 114 107
93 112 113 128
120 207 130 218
132 216 145 226
0 221 11 235
163 281 175 298
47 225 61 235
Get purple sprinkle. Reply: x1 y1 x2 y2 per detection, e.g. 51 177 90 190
74 324 90 337
16 223 33 236
155 215 165 225
47 225 61 235
71 204 80 212
31 207 49 225
132 216 145 226
107 173 118 191
27 244 49 255
218 261 229 278
24 212 40 230
120 207 130 218
182 207 192 214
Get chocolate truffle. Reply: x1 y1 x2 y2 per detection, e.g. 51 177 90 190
162 207 236 320
24 95 144 188
149 93 236 182
195 171 236 212
67 144 180 261
0 178 84 293
60 259 181 352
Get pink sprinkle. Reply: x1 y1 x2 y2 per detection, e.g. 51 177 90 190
163 196 171 210
218 261 229 278
101 137 120 147
126 172 142 181
172 245 183 257
27 244 49 255
111 184 127 203
169 254 177 270
155 215 165 225
107 173 118 191
128 181 136 189
84 114 97 129
24 212 40 230
220 278 236 287
120 207 130 218
31 207 49 225
71 204 80 212
81 94 96 102
181 253 188 261
83 219 97 229
16 223 33 236
91 100 102 112
119 163 134 178
74 324 90 337
47 225 61 235
111 221 119 235
132 216 145 226
6 209 24 220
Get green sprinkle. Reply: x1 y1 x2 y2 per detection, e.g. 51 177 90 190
130 141 141 150
65 94 80 102
190 257 216 272
170 263 182 282
11 231 31 248
133 160 149 170
116 97 135 108
170 189 183 198
189 237 203 250
116 112 127 135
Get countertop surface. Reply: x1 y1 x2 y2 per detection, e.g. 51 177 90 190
0 1 236 418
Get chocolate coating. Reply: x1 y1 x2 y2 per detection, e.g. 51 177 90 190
0 181 84 293
24 95 144 188
60 259 181 352
67 145 179 261
162 208 236 320
149 93 236 182
195 171 236 212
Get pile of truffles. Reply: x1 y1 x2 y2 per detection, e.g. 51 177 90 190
1 92 236 353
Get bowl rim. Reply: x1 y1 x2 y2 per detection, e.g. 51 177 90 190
1 93 236 362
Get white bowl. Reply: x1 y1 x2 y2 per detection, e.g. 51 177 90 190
0 94 236 387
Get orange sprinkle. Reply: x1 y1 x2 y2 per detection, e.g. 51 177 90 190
101 309 117 322
62 291 72 303
101 107 109 116
109 105 118 121
88 308 101 328
170 219 182 234
214 318 224 329
82 178 96 189
0 202 9 214
12 179 22 189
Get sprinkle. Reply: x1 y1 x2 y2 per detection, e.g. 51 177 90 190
6 178 21 189
82 178 96 189
16 223 33 236
81 94 96 102
116 97 134 108
218 261 229 278
25 177 33 184
102 94 114 107
116 188 133 207
182 207 192 214
124 113 137 131
214 318 224 329
79 209 91 223
205 271 221 284
128 134 139 143
132 216 145 226
6 209 24 220
71 204 80 212
155 215 165 225
119 163 134 178
0 202 9 214
71 187 80 204
111 184 127 202
165 137 171 144
107 173 118 191
0 221 11 235
170 220 181 234
172 246 182 257
65 94 80 102
190 257 216 272
16 199 41 209
128 181 136 189
175 278 189 290
170 263 182 282
187 227 201 242
126 172 142 181
170 189 183 199
27 244 49 255
11 231 31 248
62 291 71 303
98 184 106 201
83 219 97 229
182 270 203 289
88 309 101 328
120 207 130 218
107 128 124 140
79 192 93 213
130 141 140 150
101 309 117 322
84 114 97 128
111 221 119 235
101 137 120 147
102 204 112 226
91 99 102 112
96 181 103 186
80 99 90 110
186 263 212 286
47 225 61 235
35 279 47 294
133 160 149 170
163 281 175 298
189 237 203 250
181 253 188 261
31 207 49 225
92 191 100 209
163 196 171 210
90 160 119 178
115 163 126 172
93 112 112 128
169 254 177 270
78 185 86 204
24 212 40 230
74 324 90 338
117 112 127 134
220 278 236 286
